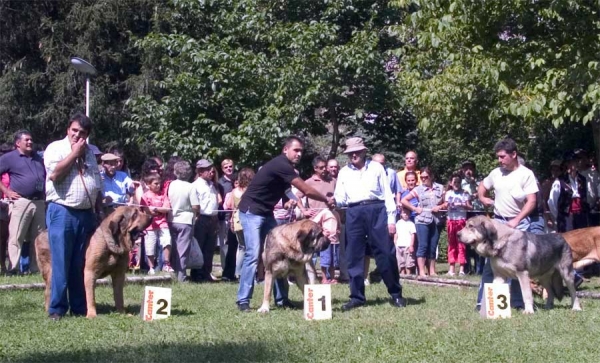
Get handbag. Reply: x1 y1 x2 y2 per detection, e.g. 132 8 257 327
187 237 204 269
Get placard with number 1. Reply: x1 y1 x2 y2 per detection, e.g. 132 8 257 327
304 284 332 320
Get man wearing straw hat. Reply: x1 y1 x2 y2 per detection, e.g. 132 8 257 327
334 137 407 311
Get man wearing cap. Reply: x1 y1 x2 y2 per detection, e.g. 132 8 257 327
0 129 46 275
236 136 335 312
190 159 220 282
44 113 103 320
334 137 407 311
100 153 135 215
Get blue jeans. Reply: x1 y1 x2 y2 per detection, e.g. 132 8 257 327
236 211 288 305
47 203 96 316
476 217 529 310
415 223 441 259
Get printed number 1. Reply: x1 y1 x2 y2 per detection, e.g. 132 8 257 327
156 299 168 315
496 294 508 310
317 295 326 311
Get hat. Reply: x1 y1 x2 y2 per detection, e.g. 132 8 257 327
196 159 213 169
101 153 120 162
88 144 103 155
343 137 368 154
550 160 562 167
461 160 475 168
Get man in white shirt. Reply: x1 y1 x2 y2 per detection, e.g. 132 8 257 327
476 138 538 311
334 137 407 311
190 159 220 282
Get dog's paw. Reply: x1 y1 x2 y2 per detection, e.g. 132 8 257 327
257 305 270 314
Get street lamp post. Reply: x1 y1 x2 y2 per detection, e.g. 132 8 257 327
70 57 97 117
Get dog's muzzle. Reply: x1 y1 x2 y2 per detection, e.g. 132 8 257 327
129 227 145 241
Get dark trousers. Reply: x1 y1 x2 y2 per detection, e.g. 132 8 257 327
47 203 96 316
345 203 401 303
191 215 218 281
222 229 238 279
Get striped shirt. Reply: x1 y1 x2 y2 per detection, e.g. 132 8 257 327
44 136 103 209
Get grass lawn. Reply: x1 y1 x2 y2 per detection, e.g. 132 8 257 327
1 266 600 363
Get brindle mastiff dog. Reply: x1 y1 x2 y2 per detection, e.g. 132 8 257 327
257 219 331 313
35 206 151 318
457 215 581 314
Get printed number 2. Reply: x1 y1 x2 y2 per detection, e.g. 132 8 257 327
317 295 326 311
496 294 508 310
156 299 168 315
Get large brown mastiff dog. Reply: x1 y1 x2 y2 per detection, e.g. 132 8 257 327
35 206 151 318
561 227 600 270
257 219 330 313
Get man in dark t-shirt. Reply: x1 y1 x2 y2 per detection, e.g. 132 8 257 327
236 136 335 312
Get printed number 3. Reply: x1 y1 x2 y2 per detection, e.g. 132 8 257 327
156 299 168 315
496 294 508 310
317 295 326 311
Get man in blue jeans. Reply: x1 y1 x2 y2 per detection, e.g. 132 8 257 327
44 113 103 321
236 136 335 312
476 138 539 312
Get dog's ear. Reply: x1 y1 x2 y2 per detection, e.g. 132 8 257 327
108 213 124 236
481 218 498 244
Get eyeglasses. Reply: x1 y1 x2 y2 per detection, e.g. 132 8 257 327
421 175 430 180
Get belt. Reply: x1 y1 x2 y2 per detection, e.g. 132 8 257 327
199 214 218 219
348 199 384 208
494 214 515 220
21 196 43 201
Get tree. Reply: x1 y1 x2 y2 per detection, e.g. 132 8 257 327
391 0 600 170
126 0 414 167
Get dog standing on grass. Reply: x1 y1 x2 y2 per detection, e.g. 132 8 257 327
458 216 581 314
36 206 151 318
257 219 330 313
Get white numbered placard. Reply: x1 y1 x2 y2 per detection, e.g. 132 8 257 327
304 284 332 320
141 286 172 321
481 283 511 319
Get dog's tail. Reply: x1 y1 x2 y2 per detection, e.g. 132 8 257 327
550 271 565 301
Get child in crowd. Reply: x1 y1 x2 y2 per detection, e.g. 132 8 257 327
140 173 174 274
444 173 472 276
312 208 341 284
394 207 416 275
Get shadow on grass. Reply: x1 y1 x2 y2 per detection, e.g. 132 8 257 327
331 296 426 309
12 341 299 363
93 303 195 316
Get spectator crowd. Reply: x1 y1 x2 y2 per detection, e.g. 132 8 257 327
1 112 599 317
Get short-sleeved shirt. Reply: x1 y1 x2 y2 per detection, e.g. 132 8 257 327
482 165 539 218
44 137 102 209
168 179 200 225
141 190 171 230
0 149 46 199
102 170 134 205
192 177 219 216
395 219 416 247
297 174 336 210
445 190 470 220
410 183 444 225
218 175 235 220
238 154 298 216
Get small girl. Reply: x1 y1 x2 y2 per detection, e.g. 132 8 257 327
444 173 473 276
140 173 174 274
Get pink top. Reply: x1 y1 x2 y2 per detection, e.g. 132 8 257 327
141 190 171 230
311 209 340 244
1 173 8 198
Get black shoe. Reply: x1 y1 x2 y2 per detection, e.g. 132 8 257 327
237 303 251 312
48 313 62 322
276 299 297 309
341 300 365 312
390 297 407 308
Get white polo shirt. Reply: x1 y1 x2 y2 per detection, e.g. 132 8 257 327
168 179 200 225
192 177 219 216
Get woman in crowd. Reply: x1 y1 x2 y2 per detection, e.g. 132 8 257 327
224 168 255 278
399 171 419 221
401 167 445 277
0 142 13 274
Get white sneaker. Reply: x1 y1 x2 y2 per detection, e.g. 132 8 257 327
148 268 156 275
447 272 455 276
364 278 370 286
162 265 175 273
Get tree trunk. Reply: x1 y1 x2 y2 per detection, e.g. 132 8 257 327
327 96 340 160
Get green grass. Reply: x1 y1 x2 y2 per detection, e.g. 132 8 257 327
1 268 600 363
